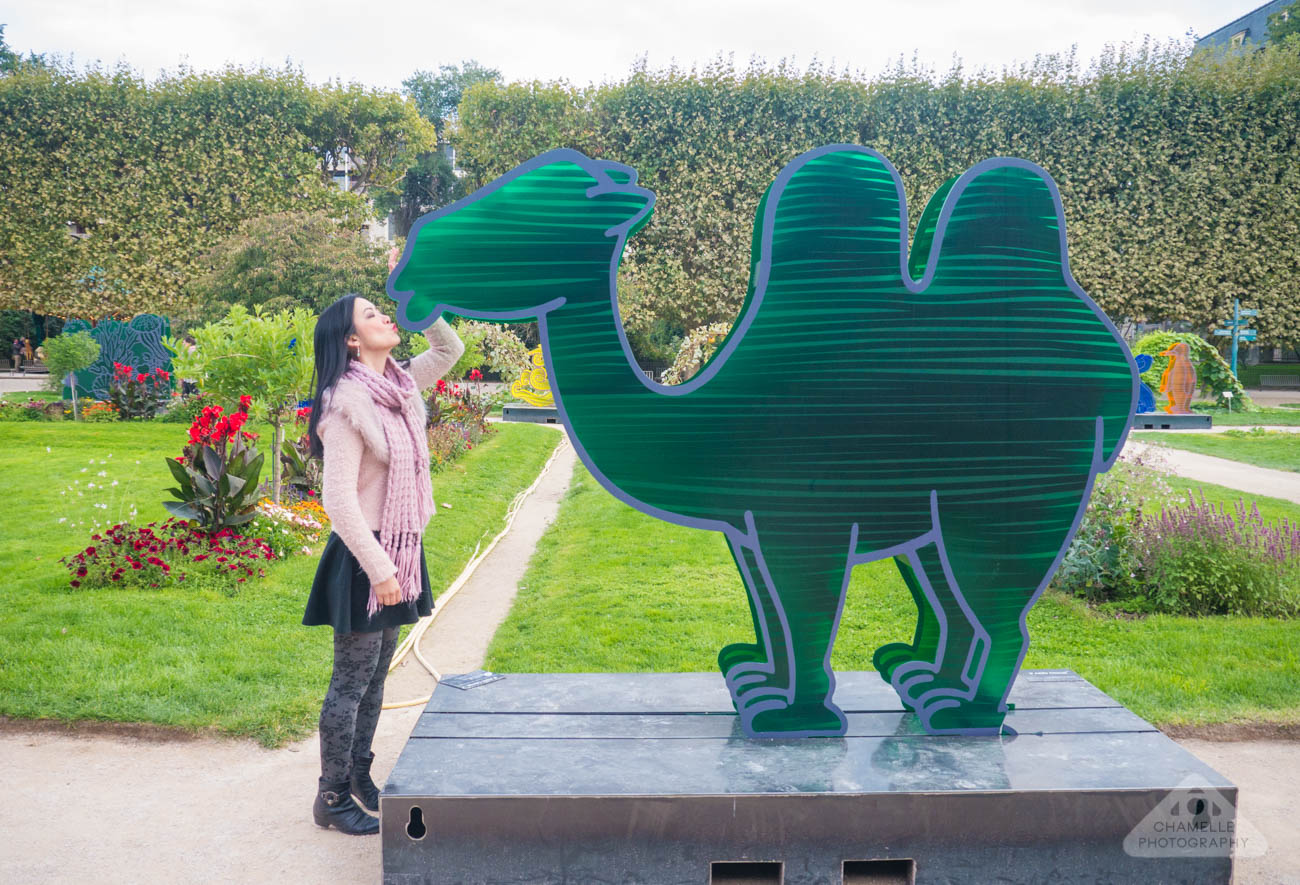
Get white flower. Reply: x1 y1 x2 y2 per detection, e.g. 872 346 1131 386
111 481 118 487
80 468 87 473
88 458 94 463
45 446 50 453
87 482 95 489
58 517 66 523
97 470 107 477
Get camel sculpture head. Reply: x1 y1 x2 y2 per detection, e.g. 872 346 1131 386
388 149 654 329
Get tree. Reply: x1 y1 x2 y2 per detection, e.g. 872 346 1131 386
0 66 428 319
1269 3 1300 44
374 62 504 237
181 210 388 329
403 61 501 139
454 42 1300 350
0 24 47 75
41 330 99 419
306 81 437 203
165 305 316 504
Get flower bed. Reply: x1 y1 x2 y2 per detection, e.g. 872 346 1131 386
1054 451 1299 617
59 518 275 591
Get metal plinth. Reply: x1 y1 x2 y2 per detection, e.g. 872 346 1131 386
381 670 1236 885
501 404 560 424
1132 412 1213 429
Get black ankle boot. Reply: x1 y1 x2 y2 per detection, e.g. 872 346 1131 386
350 752 380 813
313 778 379 835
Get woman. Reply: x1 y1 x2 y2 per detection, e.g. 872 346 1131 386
302 293 464 836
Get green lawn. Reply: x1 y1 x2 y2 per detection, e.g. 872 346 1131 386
0 420 562 746
1188 404 1300 426
485 463 1300 730
1 389 62 402
1136 429 1300 473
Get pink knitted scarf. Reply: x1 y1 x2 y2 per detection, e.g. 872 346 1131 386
341 356 433 616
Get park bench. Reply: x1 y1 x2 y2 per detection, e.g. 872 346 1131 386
20 360 49 374
1259 374 1300 389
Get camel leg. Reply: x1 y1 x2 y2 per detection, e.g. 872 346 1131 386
872 553 944 690
718 534 791 703
737 524 856 737
898 490 1080 735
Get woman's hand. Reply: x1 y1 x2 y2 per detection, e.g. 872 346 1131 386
373 575 402 606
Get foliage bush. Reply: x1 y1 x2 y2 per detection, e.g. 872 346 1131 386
456 41 1300 348
0 398 62 421
108 362 173 419
164 399 265 530
663 322 733 384
246 497 329 559
57 518 274 592
68 401 119 422
425 373 496 471
1133 331 1251 409
0 65 434 318
166 304 314 502
1138 494 1299 617
159 391 214 424
40 331 99 400
1055 451 1299 617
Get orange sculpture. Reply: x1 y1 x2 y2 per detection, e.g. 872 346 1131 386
1158 342 1196 414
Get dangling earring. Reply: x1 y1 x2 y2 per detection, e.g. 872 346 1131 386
347 340 360 359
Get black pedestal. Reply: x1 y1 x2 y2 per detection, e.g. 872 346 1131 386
382 670 1236 884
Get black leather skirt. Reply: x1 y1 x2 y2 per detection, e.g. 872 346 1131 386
302 529 433 634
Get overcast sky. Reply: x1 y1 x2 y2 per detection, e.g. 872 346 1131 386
2 1 1269 89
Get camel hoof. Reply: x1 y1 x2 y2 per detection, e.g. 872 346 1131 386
915 696 1008 735
718 642 766 674
873 642 926 684
743 700 847 738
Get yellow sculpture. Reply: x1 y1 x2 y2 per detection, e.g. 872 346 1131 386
510 346 554 406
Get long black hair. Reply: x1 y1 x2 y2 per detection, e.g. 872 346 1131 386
308 293 359 458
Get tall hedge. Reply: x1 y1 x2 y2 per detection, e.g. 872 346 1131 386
0 65 434 320
453 42 1300 348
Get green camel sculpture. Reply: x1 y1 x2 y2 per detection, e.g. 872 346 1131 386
389 146 1138 737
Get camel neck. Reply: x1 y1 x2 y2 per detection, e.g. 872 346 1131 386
543 274 661 408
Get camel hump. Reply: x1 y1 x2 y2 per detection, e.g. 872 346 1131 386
753 146 907 300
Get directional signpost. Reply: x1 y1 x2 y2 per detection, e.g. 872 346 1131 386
1214 299 1259 377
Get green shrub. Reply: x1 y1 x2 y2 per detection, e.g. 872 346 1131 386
1133 331 1252 410
1137 494 1300 617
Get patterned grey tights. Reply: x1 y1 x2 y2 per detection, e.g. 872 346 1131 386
319 626 399 783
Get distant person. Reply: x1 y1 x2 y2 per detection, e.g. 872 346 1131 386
301 293 463 836
11 338 23 372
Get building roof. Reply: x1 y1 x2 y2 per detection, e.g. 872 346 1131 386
1196 0 1294 50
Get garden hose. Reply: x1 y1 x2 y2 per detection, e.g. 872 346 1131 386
381 430 569 709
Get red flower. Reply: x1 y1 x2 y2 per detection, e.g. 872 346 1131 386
76 566 87 577
135 373 147 383
130 561 143 570
194 554 208 561
436 379 446 394
70 580 80 588
157 369 170 379
469 368 483 381
239 395 252 411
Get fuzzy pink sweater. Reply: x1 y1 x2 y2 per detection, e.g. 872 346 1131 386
317 318 465 584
